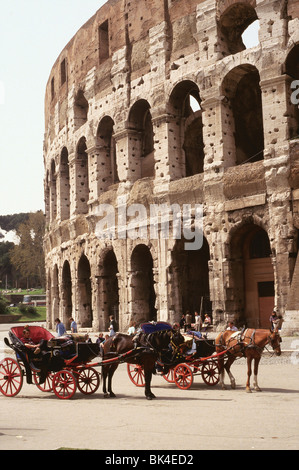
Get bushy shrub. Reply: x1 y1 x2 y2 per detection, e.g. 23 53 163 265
18 303 27 313
0 296 10 315
18 303 37 316
27 305 37 315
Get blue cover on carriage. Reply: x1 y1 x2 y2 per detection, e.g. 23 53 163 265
140 321 172 334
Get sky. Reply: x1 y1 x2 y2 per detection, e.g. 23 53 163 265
0 1 259 217
0 0 106 216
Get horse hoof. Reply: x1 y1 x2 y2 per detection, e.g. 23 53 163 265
146 395 153 400
254 387 262 392
104 393 109 398
110 392 116 398
231 382 236 390
246 388 252 393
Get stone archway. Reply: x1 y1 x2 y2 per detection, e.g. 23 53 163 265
61 260 72 329
130 244 157 325
221 64 264 166
128 99 154 178
229 224 274 328
169 80 204 177
218 2 258 55
169 236 211 324
102 249 119 330
77 254 92 327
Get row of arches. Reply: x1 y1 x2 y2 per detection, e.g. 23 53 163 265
47 223 277 331
45 42 299 224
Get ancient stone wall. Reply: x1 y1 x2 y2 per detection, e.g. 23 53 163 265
44 0 299 334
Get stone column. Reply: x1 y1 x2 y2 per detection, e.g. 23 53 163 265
87 144 114 204
114 128 142 184
152 113 185 191
195 0 222 63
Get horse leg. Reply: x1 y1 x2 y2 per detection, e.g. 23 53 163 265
218 355 226 390
224 356 236 389
253 356 261 391
246 356 253 393
107 364 117 398
102 365 108 397
144 360 156 400
102 365 117 398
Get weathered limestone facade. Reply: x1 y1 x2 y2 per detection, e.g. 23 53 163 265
44 0 299 335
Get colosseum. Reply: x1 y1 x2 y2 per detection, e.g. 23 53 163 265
44 0 299 335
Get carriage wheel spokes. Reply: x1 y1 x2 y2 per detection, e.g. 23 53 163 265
174 363 193 390
0 358 23 397
127 363 145 387
33 371 54 392
163 368 175 383
77 367 100 395
201 360 220 386
52 370 76 399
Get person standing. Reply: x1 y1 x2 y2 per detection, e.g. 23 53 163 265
202 314 211 332
55 318 66 337
270 310 278 330
226 321 238 331
185 311 192 332
179 314 186 331
70 317 78 333
109 315 117 336
194 311 202 332
128 321 136 335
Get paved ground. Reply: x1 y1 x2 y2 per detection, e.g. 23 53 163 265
0 323 298 451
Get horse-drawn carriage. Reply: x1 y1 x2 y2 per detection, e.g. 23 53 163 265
127 322 220 390
0 321 282 399
0 326 101 399
0 323 220 400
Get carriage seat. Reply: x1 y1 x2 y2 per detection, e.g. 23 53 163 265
11 326 54 344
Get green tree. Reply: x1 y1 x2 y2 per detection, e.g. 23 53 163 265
0 241 15 288
10 211 45 288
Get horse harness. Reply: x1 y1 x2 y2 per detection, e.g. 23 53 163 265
217 329 269 357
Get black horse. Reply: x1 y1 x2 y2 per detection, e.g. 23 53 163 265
102 328 184 400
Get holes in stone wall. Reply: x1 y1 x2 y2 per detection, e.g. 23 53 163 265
76 137 89 214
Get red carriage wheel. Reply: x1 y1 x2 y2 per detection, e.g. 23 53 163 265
77 367 100 395
127 363 145 387
33 371 54 392
0 358 23 397
173 363 193 390
163 368 175 383
52 370 77 399
201 361 220 386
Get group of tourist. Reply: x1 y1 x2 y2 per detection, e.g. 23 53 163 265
40 305 283 348
179 311 212 333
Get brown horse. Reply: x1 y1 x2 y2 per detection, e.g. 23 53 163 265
102 328 184 400
215 328 281 393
